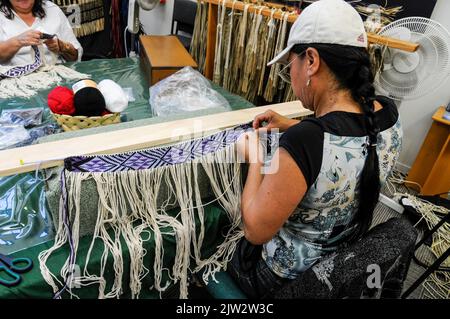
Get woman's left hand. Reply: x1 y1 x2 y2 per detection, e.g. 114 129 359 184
44 38 60 54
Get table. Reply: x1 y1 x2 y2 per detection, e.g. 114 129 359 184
407 106 450 197
0 57 256 298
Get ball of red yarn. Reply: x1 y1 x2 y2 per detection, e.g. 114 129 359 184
47 86 75 115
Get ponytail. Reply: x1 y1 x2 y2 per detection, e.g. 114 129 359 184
352 65 380 239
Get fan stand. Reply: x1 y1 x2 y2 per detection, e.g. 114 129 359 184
379 194 404 214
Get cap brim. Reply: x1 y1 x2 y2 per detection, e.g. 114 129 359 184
267 44 294 66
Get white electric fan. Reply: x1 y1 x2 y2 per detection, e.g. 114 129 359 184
374 17 450 101
373 17 450 213
127 0 159 56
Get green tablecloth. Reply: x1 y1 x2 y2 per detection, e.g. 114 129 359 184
0 203 230 299
0 57 254 298
0 57 253 124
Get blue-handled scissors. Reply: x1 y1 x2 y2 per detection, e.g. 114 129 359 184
0 253 33 287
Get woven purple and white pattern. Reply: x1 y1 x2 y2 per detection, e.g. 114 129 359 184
64 124 254 173
0 46 42 79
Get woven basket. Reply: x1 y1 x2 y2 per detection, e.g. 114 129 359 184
52 112 121 131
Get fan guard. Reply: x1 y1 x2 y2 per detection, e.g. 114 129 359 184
374 17 450 101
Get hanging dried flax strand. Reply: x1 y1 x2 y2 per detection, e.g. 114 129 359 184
213 0 228 84
190 0 209 73
247 8 268 103
257 9 277 97
264 11 288 102
241 7 263 95
218 2 234 87
222 1 238 91
274 12 292 103
230 4 250 94
356 5 402 33
199 1 209 72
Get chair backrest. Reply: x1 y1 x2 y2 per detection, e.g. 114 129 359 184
274 218 418 299
172 0 198 35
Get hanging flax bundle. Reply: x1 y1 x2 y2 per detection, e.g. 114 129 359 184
204 3 297 105
263 12 289 102
37 125 269 299
240 7 264 98
228 3 250 94
190 0 209 73
257 9 277 97
356 5 403 33
222 1 238 91
213 0 228 84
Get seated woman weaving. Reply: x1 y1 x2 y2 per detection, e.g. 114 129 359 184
231 0 402 298
0 0 82 65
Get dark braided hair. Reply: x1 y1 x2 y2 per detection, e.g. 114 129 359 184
0 0 46 20
292 43 380 242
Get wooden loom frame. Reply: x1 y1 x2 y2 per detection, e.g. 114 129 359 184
203 0 419 79
0 101 313 177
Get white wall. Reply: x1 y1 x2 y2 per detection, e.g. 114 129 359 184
139 1 175 35
396 0 450 171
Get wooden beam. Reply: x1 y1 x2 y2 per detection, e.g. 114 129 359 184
367 32 419 52
205 0 419 52
0 101 313 177
207 0 298 23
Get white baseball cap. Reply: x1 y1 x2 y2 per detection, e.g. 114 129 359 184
268 0 368 66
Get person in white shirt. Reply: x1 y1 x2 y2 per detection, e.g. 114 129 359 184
0 0 83 66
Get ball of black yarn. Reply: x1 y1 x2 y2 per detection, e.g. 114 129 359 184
73 87 106 116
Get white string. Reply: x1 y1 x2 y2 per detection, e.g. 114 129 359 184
401 194 449 299
38 140 245 299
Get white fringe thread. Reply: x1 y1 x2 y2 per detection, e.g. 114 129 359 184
38 143 244 299
0 65 89 99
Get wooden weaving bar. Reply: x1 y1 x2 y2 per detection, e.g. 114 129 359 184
0 101 313 177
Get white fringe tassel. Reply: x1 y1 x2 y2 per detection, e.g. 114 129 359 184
39 143 244 299
0 65 89 99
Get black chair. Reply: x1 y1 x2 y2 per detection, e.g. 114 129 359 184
204 218 417 299
171 0 197 50
274 218 418 299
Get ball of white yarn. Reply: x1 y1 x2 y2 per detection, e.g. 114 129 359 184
97 79 129 113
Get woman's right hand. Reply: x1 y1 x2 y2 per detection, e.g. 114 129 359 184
252 109 300 132
13 30 42 48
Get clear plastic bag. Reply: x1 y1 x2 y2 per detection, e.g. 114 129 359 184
0 108 43 127
0 123 60 150
0 172 55 254
123 87 136 102
150 67 231 117
0 124 31 150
